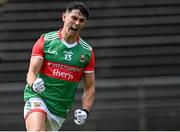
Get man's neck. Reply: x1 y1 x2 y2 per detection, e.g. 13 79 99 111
62 34 77 44
60 29 78 44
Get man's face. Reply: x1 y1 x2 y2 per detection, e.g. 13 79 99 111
62 9 87 37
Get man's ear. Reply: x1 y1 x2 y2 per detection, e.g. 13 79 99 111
62 12 66 22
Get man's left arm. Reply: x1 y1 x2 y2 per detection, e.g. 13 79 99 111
82 72 95 112
74 50 95 125
74 72 95 125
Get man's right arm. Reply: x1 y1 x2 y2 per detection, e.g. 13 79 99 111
26 56 44 87
26 36 44 87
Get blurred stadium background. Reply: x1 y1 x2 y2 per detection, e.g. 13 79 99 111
0 0 180 130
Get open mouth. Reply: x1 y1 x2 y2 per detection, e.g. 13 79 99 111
69 26 78 32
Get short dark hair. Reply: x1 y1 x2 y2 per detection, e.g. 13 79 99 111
66 1 89 19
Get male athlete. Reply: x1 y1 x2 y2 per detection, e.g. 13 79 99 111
23 1 95 131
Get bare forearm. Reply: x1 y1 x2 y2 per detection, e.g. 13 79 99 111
82 85 95 111
82 72 95 111
26 71 37 87
26 56 43 87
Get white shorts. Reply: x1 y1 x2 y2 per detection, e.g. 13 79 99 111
24 97 65 131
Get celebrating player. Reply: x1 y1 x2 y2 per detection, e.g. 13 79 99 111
23 1 95 131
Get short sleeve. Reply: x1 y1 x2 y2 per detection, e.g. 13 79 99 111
84 50 95 73
31 35 44 58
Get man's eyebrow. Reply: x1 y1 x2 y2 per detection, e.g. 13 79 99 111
71 15 86 19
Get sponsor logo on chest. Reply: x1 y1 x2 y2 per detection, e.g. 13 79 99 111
48 49 58 55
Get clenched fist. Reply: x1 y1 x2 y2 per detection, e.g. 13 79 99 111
32 78 45 93
74 109 89 125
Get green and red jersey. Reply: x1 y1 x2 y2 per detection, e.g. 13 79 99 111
24 30 95 118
